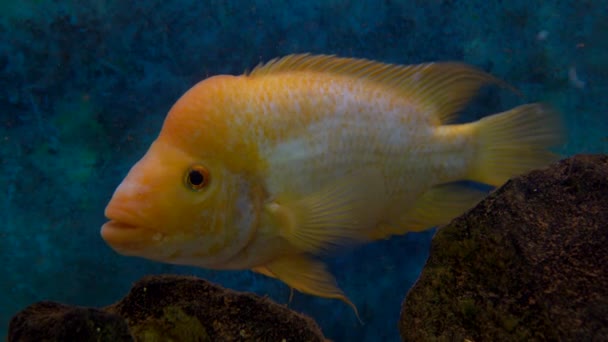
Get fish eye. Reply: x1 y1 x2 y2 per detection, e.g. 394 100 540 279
185 165 210 191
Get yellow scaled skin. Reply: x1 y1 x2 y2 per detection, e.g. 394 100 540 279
101 54 563 317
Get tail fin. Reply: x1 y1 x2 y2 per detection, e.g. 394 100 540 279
469 103 565 186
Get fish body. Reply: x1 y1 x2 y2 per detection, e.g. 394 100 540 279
101 54 563 314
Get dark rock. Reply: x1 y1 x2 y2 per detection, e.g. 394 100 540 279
8 301 132 342
106 274 327 342
9 275 327 342
400 154 608 341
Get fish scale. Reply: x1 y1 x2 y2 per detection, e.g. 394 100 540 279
248 75 444 198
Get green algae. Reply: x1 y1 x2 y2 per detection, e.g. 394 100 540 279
130 306 210 342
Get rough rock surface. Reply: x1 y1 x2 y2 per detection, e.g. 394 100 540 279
8 301 132 341
400 154 608 341
9 275 327 342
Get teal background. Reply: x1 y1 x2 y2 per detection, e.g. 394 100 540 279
1 1 606 340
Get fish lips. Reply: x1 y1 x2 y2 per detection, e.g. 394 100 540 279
101 220 165 254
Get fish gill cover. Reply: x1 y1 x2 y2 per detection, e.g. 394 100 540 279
0 1 606 341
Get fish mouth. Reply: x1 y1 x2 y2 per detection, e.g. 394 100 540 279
104 221 138 230
101 220 164 252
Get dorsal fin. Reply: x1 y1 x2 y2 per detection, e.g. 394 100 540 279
248 54 510 124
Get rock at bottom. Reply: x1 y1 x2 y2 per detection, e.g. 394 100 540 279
400 154 608 341
9 275 327 342
9 301 132 341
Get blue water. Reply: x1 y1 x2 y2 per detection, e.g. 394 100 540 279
1 1 606 341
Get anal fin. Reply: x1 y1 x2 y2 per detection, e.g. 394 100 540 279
368 183 488 239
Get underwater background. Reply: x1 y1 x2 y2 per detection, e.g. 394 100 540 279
1 1 606 341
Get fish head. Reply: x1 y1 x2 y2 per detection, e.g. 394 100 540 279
101 76 263 268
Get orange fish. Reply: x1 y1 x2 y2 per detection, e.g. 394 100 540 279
101 54 564 315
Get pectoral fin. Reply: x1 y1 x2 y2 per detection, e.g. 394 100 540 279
254 254 361 321
265 170 387 254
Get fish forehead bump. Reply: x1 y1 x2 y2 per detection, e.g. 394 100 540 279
157 74 267 175
162 75 236 145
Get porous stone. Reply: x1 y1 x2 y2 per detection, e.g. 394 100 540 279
9 275 327 342
400 154 608 341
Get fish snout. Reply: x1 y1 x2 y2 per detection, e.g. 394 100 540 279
104 176 152 225
101 177 166 251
